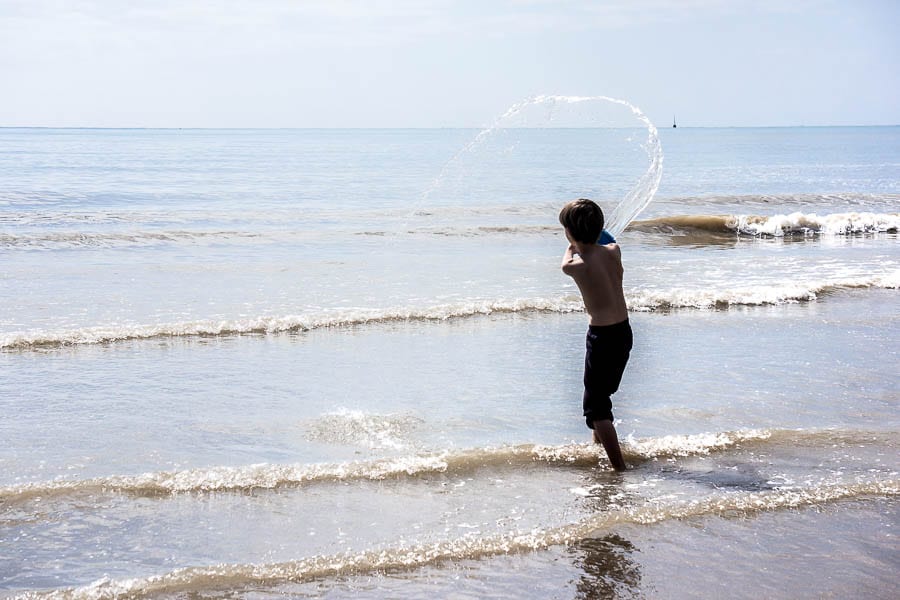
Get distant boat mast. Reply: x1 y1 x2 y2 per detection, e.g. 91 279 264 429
673 115 677 128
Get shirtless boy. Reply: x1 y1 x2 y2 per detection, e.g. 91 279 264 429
559 198 632 471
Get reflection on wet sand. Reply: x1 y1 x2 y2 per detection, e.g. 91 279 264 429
566 469 643 598
572 534 642 599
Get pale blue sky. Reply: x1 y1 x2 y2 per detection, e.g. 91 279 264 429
1 0 897 128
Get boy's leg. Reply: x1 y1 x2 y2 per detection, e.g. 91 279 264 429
592 419 627 471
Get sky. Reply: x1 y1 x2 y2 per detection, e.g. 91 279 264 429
1 0 898 128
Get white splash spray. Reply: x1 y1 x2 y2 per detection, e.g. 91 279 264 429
423 95 663 237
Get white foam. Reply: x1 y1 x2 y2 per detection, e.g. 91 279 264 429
625 429 772 458
626 274 900 310
734 211 899 236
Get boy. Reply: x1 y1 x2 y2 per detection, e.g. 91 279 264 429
559 198 632 471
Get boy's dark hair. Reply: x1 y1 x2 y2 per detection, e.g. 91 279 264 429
559 198 604 244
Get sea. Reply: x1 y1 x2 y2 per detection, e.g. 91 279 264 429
1 116 898 598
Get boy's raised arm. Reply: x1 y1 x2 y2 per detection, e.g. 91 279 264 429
561 243 584 276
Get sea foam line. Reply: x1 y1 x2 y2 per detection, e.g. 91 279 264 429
14 479 899 600
3 274 898 351
627 274 900 311
0 298 585 350
0 429 838 506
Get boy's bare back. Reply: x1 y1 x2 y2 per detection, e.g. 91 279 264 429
561 236 629 327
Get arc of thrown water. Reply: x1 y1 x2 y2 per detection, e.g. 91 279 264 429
421 94 663 238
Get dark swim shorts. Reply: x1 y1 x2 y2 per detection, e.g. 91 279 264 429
583 319 633 429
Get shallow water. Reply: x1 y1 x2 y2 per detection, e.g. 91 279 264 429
1 125 898 598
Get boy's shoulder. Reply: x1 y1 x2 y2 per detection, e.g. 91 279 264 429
580 243 620 269
592 243 623 270
597 242 621 257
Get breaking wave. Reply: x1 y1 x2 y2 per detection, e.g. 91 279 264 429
631 211 900 237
